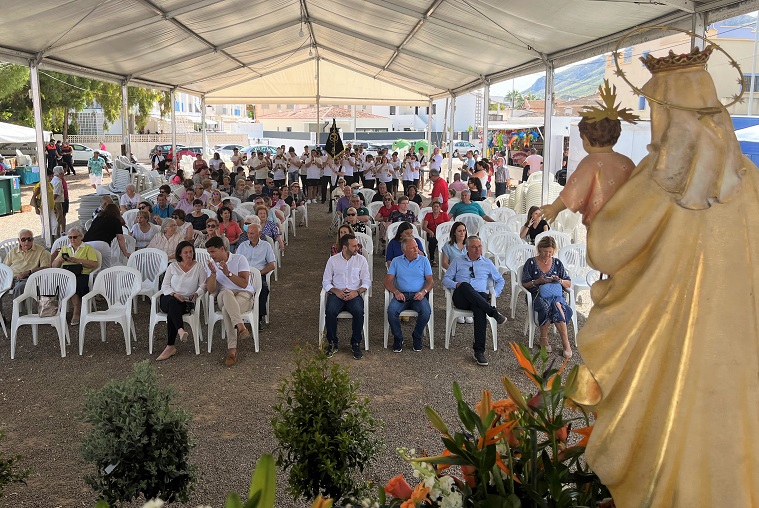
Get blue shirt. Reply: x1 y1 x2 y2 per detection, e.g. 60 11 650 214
386 237 425 263
443 254 505 296
449 201 486 218
441 242 465 264
152 204 175 220
388 254 432 293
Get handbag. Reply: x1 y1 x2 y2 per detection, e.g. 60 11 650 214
37 285 60 317
538 281 563 299
62 263 83 276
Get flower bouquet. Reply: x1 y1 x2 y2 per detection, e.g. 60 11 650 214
381 343 611 508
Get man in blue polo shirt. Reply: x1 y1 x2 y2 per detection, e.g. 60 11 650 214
151 192 175 225
384 236 434 353
442 235 506 366
448 189 495 221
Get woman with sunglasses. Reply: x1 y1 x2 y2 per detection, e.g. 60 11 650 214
195 218 230 250
52 226 99 325
207 189 224 212
343 207 367 234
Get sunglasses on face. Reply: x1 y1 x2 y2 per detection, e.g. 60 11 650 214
139 206 149 210
346 213 356 217
384 198 392 201
19 237 33 242
68 235 80 239
207 224 218 229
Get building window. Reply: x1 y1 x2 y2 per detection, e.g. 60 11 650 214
432 104 437 114
390 106 396 115
286 127 292 132
638 96 646 111
743 75 759 93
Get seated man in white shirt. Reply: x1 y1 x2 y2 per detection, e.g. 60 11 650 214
322 233 371 360
204 236 256 367
236 220 276 331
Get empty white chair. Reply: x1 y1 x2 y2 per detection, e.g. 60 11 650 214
494 194 511 209
11 269 77 358
504 244 537 318
354 232 374 296
237 202 257 215
444 284 498 351
226 196 242 209
448 197 460 208
383 288 434 349
556 209 582 243
455 213 485 236
79 266 142 355
486 231 525 269
206 270 261 353
127 248 169 312
201 208 216 218
558 244 591 339
362 188 376 203
317 288 369 350
148 290 204 355
527 171 543 184
0 264 14 338
0 238 19 262
505 214 527 234
479 222 512 252
194 248 212 322
489 207 515 223
122 209 139 230
283 203 296 238
407 201 421 220
479 200 492 216
535 231 573 251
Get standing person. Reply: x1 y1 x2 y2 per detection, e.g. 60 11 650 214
60 141 75 175
272 150 288 188
157 241 206 361
416 147 426 189
52 227 99 326
305 148 323 203
204 236 256 367
362 154 376 190
87 150 110 190
428 169 449 212
208 152 222 172
522 148 543 182
50 166 66 238
230 147 243 170
429 147 443 181
376 155 393 194
422 200 449 268
5 229 51 305
321 153 335 205
321 233 371 360
402 153 415 193
31 178 56 242
384 236 434 352
45 138 58 174
249 151 269 185
286 147 301 187
494 152 508 197
299 145 310 189
236 222 276 331
442 236 507 366
457 150 475 181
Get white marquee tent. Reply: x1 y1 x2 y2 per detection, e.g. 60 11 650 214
0 0 756 243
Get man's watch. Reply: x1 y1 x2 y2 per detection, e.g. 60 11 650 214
423 289 429 294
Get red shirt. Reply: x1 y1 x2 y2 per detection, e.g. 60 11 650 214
423 211 450 235
377 204 397 220
430 177 449 212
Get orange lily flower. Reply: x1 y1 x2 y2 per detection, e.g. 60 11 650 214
546 357 569 389
311 496 334 508
477 390 493 421
461 465 477 487
571 425 593 448
400 484 431 508
385 474 413 500
477 420 517 448
495 453 522 484
510 342 537 385
491 398 519 418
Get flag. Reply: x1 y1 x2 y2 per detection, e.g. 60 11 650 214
324 118 345 158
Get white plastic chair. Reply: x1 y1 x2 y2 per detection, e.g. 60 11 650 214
489 207 515 223
407 201 421 220
535 231 573 251
505 214 527 234
434 221 455 278
194 249 212 322
110 235 136 267
237 202 257 215
517 265 578 349
486 231 525 270
206 269 260 352
455 213 485 236
479 222 512 253
362 188 376 202
383 288 434 349
479 200 492 216
264 236 280 280
556 209 582 243
10 269 76 359
494 194 511 209
78 266 142 355
148 290 204 355
302 201 309 227
127 248 169 312
318 288 369 350
448 198 460 208
51 236 70 255
226 196 242 209
354 232 374 297
386 221 424 243
558 244 591 339
0 239 19 262
122 209 139 230
504 244 537 318
444 283 498 351
201 208 216 218
283 203 296 238
0 264 14 337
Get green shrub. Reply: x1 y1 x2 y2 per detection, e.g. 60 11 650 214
80 361 196 505
0 431 29 499
272 349 382 502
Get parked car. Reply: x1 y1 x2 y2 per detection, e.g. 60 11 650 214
176 145 212 158
71 143 113 167
149 144 186 159
240 145 277 160
446 140 480 158
213 144 245 156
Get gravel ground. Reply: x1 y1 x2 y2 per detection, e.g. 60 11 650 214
0 167 592 507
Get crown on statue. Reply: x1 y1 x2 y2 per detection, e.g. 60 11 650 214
579 79 640 124
640 46 713 73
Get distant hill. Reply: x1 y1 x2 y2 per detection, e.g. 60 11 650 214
523 56 605 100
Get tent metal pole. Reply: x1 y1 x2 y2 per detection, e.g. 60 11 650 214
426 99 432 160
353 105 357 141
316 58 320 147
542 61 555 205
201 94 207 157
482 83 490 163
170 89 177 171
448 94 455 177
30 60 52 247
121 81 130 159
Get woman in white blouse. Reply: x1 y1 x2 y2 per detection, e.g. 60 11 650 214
130 210 159 249
157 240 206 360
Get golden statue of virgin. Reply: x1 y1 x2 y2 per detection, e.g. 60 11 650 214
576 44 759 507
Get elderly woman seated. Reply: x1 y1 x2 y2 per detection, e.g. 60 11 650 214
193 217 230 250
255 205 285 252
52 226 99 325
343 207 367 234
520 236 573 358
147 218 184 260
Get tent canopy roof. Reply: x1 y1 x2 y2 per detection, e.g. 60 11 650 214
0 0 753 105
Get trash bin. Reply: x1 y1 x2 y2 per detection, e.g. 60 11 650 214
17 165 40 185
8 176 21 212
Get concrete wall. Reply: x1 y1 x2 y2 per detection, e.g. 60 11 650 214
67 133 249 161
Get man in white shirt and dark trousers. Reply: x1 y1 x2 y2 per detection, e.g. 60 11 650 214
442 236 507 366
322 233 371 359
204 236 256 367
236 221 276 331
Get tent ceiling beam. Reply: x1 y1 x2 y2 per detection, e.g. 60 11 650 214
300 0 320 59
50 0 221 53
379 0 445 72
319 56 431 98
660 0 696 12
319 44 444 93
310 18 482 78
130 18 301 77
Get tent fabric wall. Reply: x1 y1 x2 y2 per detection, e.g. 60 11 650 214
0 122 51 144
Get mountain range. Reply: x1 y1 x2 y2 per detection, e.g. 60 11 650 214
523 56 605 100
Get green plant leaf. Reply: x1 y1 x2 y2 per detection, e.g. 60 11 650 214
225 492 244 508
424 406 450 436
452 382 464 402
247 453 276 507
411 454 470 466
94 501 109 508
502 376 529 412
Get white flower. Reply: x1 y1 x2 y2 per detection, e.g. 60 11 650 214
142 500 164 508
440 491 464 508
424 475 436 489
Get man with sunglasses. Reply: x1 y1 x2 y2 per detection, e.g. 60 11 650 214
442 236 506 366
6 229 51 306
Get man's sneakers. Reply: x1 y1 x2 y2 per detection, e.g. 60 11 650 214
352 344 363 360
493 310 507 325
413 341 423 352
473 351 489 366
325 343 337 358
392 341 403 353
